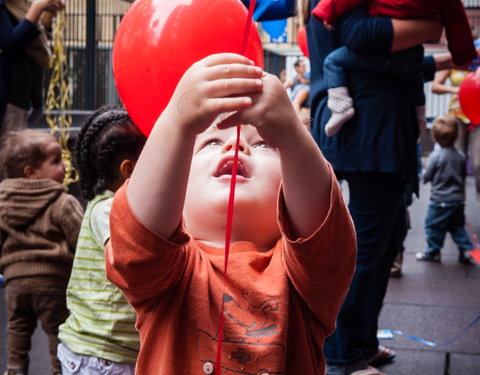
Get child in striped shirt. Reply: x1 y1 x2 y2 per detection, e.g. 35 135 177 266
57 105 146 374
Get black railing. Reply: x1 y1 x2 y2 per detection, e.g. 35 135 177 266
41 2 480 120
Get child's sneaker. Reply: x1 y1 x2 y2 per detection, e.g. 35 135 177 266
416 251 440 262
458 251 474 265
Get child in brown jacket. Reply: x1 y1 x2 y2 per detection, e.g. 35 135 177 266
0 129 83 375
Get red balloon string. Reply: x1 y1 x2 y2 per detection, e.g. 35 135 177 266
241 0 256 56
215 1 256 373
215 125 240 373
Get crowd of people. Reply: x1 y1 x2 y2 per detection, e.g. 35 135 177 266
0 1 479 375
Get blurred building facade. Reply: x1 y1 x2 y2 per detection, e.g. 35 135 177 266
43 0 480 122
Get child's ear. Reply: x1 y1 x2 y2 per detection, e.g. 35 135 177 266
23 165 36 179
119 159 135 179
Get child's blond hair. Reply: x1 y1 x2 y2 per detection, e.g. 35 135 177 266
431 115 458 147
0 130 58 178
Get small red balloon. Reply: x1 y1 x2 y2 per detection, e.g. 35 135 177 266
297 26 309 58
113 0 264 136
459 68 480 124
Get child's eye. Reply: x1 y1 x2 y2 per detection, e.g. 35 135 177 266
252 141 273 150
203 138 223 148
54 154 63 164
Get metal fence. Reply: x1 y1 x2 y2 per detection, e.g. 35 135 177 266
44 0 132 112
47 1 480 117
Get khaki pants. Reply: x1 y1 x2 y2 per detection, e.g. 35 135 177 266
5 276 69 374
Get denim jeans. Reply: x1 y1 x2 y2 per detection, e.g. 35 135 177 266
325 172 407 366
57 343 135 375
425 200 473 254
323 46 425 106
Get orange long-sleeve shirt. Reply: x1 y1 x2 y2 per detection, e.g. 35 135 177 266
106 173 356 374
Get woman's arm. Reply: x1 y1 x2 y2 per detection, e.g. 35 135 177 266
25 0 63 24
0 0 63 53
431 69 458 95
390 19 442 52
432 51 479 71
283 77 293 89
337 6 442 55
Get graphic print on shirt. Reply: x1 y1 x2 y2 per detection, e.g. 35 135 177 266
197 292 285 374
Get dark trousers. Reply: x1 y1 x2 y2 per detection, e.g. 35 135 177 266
5 276 69 374
325 172 407 365
425 200 473 254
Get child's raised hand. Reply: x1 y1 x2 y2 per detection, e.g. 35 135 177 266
35 0 65 13
161 53 264 137
217 72 304 150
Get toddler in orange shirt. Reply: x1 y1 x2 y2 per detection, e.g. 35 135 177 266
106 53 356 375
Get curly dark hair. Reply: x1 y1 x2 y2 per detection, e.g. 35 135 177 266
74 105 146 200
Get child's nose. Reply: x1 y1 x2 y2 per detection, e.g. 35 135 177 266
223 138 250 155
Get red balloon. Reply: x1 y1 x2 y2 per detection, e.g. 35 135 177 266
297 26 309 58
459 68 480 124
113 0 264 136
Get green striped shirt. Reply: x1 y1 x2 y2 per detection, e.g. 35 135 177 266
59 192 139 365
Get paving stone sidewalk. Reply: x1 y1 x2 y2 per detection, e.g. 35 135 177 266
375 176 480 375
1 178 479 375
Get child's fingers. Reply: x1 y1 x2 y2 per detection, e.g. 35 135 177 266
206 63 263 80
208 78 263 98
202 53 256 67
204 97 253 115
215 111 246 130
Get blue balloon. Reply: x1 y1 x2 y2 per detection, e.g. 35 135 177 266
261 19 287 43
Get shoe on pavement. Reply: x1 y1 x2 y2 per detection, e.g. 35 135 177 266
389 267 402 277
416 251 440 262
458 251 474 264
390 251 403 277
349 366 388 375
366 345 396 366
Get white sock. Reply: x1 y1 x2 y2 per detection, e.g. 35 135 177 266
325 87 355 137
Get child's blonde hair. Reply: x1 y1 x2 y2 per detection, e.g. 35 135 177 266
0 130 58 178
431 115 458 147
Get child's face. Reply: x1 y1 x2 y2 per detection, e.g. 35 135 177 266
30 140 66 183
184 124 281 234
